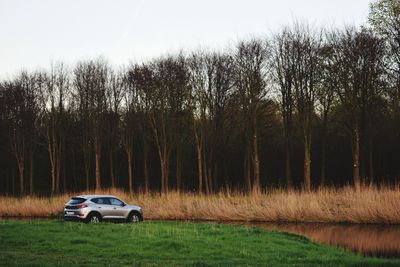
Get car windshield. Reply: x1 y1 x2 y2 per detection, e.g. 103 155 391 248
67 197 86 205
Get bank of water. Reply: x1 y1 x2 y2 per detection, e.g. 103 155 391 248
240 222 400 258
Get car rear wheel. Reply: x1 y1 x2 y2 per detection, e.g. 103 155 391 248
86 213 101 224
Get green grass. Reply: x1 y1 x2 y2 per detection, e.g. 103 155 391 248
0 220 399 266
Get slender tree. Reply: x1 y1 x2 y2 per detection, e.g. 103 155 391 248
272 28 296 189
122 65 141 194
234 39 269 191
330 27 385 190
316 40 337 186
106 69 123 188
74 59 109 190
43 62 69 194
291 25 322 191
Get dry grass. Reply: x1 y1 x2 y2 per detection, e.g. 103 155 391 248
1 186 400 224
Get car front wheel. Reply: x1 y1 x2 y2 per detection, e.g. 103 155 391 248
127 212 141 223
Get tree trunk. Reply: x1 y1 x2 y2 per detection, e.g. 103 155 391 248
62 154 66 193
176 149 181 191
84 150 90 191
158 145 166 194
304 133 311 191
285 137 292 190
369 138 374 185
320 122 327 187
109 149 116 188
29 151 34 195
252 131 260 191
245 151 251 191
353 127 361 191
203 149 210 195
143 143 149 194
320 141 326 187
72 150 77 192
95 147 101 191
160 159 166 194
127 149 133 195
18 162 24 195
12 172 15 195
196 141 203 194
165 155 169 193
85 166 90 191
110 152 114 188
209 164 214 193
55 150 60 194
50 141 56 194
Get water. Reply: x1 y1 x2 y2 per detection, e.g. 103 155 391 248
242 222 400 258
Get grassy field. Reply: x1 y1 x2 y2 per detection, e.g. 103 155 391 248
1 185 400 223
0 220 399 266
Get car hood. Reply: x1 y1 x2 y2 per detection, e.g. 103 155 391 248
125 204 142 211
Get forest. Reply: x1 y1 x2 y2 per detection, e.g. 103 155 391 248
0 0 399 196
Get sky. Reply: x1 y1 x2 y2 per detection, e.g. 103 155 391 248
0 0 372 78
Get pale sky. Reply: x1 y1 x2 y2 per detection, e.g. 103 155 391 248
0 0 371 77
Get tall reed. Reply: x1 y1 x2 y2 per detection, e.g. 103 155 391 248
1 185 400 224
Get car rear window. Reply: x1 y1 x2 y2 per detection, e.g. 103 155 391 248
67 197 86 205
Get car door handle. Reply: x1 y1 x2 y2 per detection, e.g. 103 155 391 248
99 207 102 209
113 207 117 210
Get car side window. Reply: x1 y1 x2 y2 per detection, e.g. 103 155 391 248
101 198 111 205
92 198 110 205
110 198 123 206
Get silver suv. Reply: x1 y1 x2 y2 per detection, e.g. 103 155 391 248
64 195 143 223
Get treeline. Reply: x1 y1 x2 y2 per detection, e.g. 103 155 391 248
0 1 399 195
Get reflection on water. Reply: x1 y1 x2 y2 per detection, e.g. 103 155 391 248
244 222 400 258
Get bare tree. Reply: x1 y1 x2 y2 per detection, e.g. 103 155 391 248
127 64 153 194
189 52 235 193
166 55 191 191
3 72 40 195
234 39 269 191
188 51 208 193
150 58 173 193
122 65 141 194
330 27 385 190
74 58 109 191
292 25 322 191
272 28 296 189
106 69 123 188
43 62 69 194
133 60 172 193
316 39 337 186
2 81 26 194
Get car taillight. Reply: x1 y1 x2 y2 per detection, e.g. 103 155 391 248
76 204 88 209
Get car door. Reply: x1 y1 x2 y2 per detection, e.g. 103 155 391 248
108 198 126 218
92 197 113 218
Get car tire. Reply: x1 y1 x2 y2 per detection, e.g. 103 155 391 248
85 212 101 224
127 211 142 223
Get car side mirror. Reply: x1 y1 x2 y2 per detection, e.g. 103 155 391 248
121 203 126 207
